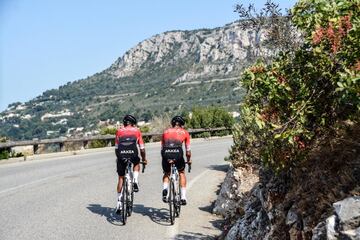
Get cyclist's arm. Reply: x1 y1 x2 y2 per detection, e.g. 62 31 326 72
140 149 146 164
115 130 120 159
160 132 165 150
185 131 191 164
138 130 147 164
186 150 191 163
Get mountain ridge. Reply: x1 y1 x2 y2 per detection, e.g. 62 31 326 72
0 21 272 140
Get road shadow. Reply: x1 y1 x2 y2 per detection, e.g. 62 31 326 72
207 164 229 173
133 204 171 226
86 203 122 226
174 231 219 239
198 201 224 232
199 202 214 214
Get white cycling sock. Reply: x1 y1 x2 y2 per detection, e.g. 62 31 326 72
133 171 139 183
163 182 169 190
181 187 186 200
117 192 122 201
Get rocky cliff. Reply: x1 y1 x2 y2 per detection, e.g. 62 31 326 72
109 22 265 82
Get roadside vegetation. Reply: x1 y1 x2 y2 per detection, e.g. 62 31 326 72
0 136 23 160
231 0 359 171
224 0 359 238
185 106 234 137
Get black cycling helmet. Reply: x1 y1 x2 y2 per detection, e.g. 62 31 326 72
171 115 185 127
123 114 137 126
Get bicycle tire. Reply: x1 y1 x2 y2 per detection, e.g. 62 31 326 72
128 181 134 216
175 181 181 217
122 178 128 225
169 179 176 225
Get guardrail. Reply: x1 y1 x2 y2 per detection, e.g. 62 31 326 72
0 127 230 154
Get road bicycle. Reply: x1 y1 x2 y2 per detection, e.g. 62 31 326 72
167 160 191 225
120 158 145 225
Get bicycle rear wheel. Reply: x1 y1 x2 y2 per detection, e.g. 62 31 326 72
128 181 134 216
169 179 176 225
122 179 128 225
175 181 181 217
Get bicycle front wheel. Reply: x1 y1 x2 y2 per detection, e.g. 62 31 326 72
122 178 128 225
169 179 176 225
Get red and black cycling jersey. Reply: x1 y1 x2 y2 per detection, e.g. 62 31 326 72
115 125 145 150
161 127 191 151
115 125 144 161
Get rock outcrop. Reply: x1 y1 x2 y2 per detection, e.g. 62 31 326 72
215 125 360 240
109 21 270 83
312 197 360 240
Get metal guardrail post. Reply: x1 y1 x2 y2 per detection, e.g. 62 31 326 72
59 143 65 152
83 140 89 149
33 144 39 154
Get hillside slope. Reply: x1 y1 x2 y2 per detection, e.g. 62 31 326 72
0 21 272 140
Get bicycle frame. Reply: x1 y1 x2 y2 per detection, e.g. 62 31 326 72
120 158 145 225
167 161 182 225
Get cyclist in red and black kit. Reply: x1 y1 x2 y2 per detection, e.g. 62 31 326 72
115 114 147 213
161 116 191 205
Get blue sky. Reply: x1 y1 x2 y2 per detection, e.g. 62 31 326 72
0 0 297 111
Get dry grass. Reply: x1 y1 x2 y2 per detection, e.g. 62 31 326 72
283 122 360 237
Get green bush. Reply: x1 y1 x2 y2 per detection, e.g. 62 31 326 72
192 132 211 138
0 149 9 160
11 151 24 158
100 127 117 135
89 140 108 148
231 0 360 171
139 125 150 133
185 106 235 129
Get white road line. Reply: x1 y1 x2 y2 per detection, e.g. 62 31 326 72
187 169 211 189
166 169 211 239
0 174 64 195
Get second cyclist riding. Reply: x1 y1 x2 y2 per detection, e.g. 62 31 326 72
165 160 191 225
161 115 192 225
118 158 145 225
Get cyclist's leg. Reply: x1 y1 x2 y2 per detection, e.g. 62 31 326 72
176 157 187 204
162 157 171 202
116 158 126 211
131 156 140 183
179 171 187 203
117 175 124 194
133 163 140 181
117 159 126 193
132 156 141 192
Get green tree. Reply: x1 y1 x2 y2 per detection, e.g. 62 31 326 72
186 106 234 129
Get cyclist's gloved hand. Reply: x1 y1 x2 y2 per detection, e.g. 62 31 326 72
187 159 192 165
142 159 148 165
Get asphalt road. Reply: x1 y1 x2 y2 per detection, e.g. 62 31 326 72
0 137 233 240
